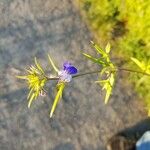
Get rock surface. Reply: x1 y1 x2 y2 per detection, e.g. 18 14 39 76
0 0 146 150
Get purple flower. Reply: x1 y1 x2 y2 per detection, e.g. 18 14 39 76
63 62 78 74
58 62 78 82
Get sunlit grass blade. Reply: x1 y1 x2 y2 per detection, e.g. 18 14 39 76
34 57 45 74
105 42 111 54
131 57 145 70
50 83 65 118
48 54 59 73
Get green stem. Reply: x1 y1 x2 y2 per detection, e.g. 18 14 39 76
46 76 59 80
73 67 150 78
73 70 101 78
117 67 150 76
46 68 150 80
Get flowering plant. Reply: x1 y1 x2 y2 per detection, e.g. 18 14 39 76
17 42 150 118
17 54 78 117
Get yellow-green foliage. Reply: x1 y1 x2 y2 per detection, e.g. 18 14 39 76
17 55 66 118
83 42 116 104
79 0 150 113
17 58 47 108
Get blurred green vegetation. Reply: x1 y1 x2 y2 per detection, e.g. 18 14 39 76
78 0 150 114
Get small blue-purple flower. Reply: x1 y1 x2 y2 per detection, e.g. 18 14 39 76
58 62 78 82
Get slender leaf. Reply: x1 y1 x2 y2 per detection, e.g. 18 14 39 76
50 83 65 118
27 87 34 99
28 93 35 108
95 80 108 83
131 57 145 70
48 54 59 73
83 53 104 65
83 53 98 62
16 75 27 79
34 57 45 74
105 42 111 54
104 85 111 104
90 41 106 56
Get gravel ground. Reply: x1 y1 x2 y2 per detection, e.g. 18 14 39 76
0 0 147 150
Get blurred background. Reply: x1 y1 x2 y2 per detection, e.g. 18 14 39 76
0 0 149 150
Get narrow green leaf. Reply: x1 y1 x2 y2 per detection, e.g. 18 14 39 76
34 57 45 74
27 87 34 99
28 93 35 108
109 73 115 86
100 68 107 76
104 86 111 104
30 65 39 74
83 53 97 62
48 54 59 73
131 57 145 70
50 83 65 118
25 69 33 74
91 41 107 57
83 53 104 65
105 42 111 54
16 75 27 79
102 82 109 91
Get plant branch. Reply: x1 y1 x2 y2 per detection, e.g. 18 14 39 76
73 67 150 78
46 68 150 80
73 70 101 78
117 67 150 76
46 76 59 80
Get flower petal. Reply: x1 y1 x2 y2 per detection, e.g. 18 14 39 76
63 62 71 70
63 62 78 74
66 66 78 74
